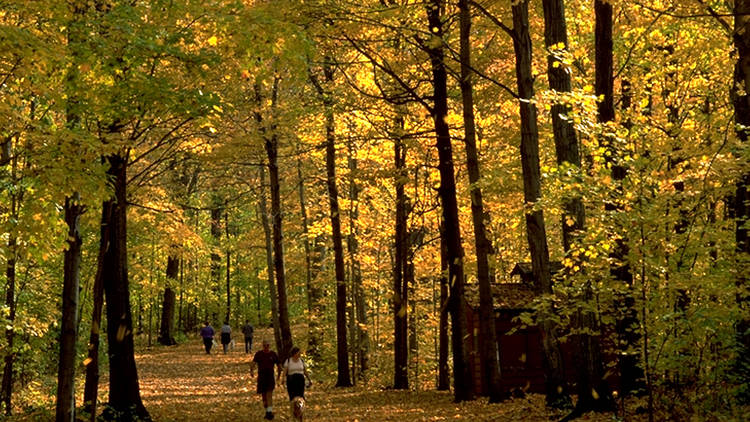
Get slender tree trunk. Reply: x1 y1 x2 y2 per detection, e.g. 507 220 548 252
595 0 645 396
347 140 369 378
1 200 17 416
542 0 612 414
393 115 409 390
258 166 281 350
459 0 502 402
265 121 293 361
296 146 313 315
733 0 750 399
426 0 473 401
317 60 353 387
210 200 223 324
438 221 450 391
56 194 83 422
83 198 113 421
158 254 178 346
511 0 570 409
101 153 150 421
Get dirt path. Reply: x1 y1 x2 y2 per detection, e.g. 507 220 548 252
133 331 622 421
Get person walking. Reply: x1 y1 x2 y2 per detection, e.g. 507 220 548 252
251 339 281 420
199 321 215 355
220 320 232 354
241 320 254 353
280 346 312 401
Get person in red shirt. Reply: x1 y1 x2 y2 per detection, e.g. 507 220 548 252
251 339 281 420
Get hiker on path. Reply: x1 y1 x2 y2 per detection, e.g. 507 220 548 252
220 320 232 354
241 320 254 353
251 339 281 420
280 346 312 401
199 321 215 355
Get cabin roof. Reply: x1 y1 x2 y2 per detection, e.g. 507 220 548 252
465 282 536 310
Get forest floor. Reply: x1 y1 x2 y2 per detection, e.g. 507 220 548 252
118 328 632 422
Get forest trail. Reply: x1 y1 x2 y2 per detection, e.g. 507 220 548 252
127 329 622 422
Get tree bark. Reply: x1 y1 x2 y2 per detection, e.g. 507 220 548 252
264 112 294 361
426 0 473 401
393 114 409 390
158 254 178 346
347 140 369 379
56 194 83 422
101 153 150 421
258 166 281 351
595 0 644 396
733 0 750 399
543 0 612 414
459 0 502 402
317 60 353 387
1 195 18 416
511 0 570 408
437 221 450 391
83 197 113 421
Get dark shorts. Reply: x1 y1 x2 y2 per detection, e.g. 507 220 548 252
286 373 305 400
221 333 231 345
257 369 275 394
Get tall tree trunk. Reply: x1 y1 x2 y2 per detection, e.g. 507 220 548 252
347 140 369 378
101 153 150 421
1 195 17 416
733 0 750 399
210 200 223 324
258 166 281 351
158 254 178 346
265 120 293 361
438 220 450 391
56 194 83 422
83 198 113 421
393 114 409 390
296 145 313 316
511 0 570 409
459 0 502 402
426 0 473 402
595 0 644 396
225 212 232 324
542 0 612 414
317 60 353 387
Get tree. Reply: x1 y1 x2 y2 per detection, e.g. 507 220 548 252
458 0 502 402
542 0 612 415
425 0 474 402
511 0 570 409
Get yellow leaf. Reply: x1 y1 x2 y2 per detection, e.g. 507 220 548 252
207 36 218 46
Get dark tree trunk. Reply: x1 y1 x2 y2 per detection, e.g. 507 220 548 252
733 0 750 399
317 61 353 387
210 201 223 325
101 153 150 421
264 117 293 362
83 198 113 421
438 221 450 391
595 0 645 396
426 0 473 402
158 254 178 346
511 0 570 409
296 146 313 316
393 115 409 390
258 166 281 350
56 195 83 422
459 0 502 402
543 0 613 414
347 140 369 378
1 226 17 416
307 235 327 362
57 3 86 417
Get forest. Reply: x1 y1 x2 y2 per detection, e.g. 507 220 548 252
1 0 749 420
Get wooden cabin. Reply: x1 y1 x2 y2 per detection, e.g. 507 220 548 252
465 262 602 396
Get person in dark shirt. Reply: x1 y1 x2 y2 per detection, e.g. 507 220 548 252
241 320 254 353
199 321 215 355
251 339 281 420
